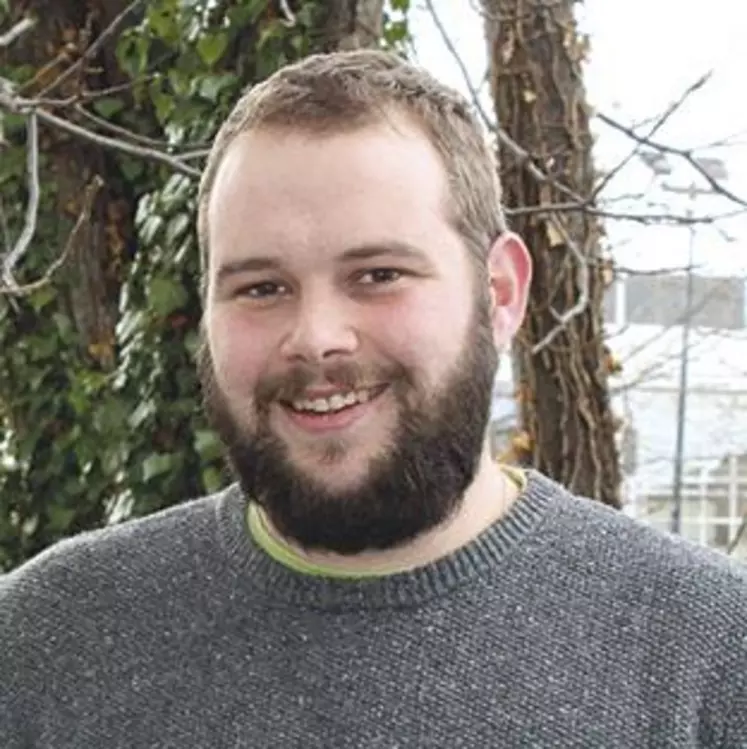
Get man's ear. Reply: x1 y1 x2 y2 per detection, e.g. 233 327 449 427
487 232 532 348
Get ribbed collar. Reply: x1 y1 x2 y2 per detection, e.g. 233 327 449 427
214 470 563 610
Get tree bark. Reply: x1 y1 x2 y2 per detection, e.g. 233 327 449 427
316 0 385 51
482 0 622 507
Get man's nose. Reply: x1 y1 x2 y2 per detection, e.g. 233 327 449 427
279 294 359 363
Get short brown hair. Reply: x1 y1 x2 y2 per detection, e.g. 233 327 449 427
197 49 506 285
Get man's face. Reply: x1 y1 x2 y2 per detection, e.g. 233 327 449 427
201 117 502 554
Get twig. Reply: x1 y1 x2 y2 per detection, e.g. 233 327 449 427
592 72 713 200
32 107 201 177
38 0 145 97
726 513 747 555
614 263 700 276
278 0 297 27
27 75 159 109
0 195 10 251
75 104 183 150
530 214 589 354
0 176 104 296
506 202 745 226
0 17 36 48
597 111 747 209
74 103 210 158
178 148 210 161
2 112 39 291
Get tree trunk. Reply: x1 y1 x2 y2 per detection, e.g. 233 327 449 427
482 0 622 507
316 0 385 51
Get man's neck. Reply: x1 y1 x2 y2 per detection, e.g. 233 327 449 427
256 448 521 577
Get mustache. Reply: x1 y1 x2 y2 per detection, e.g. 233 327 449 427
255 360 409 405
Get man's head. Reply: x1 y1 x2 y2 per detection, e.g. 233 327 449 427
197 50 531 554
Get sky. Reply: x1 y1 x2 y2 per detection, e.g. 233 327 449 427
409 0 747 277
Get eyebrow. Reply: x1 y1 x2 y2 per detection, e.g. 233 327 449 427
214 241 430 286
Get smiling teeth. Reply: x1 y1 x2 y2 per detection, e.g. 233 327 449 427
291 389 372 414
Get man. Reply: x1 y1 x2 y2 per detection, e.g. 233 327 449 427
1 50 745 748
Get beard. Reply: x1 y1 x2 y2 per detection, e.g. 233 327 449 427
198 294 498 555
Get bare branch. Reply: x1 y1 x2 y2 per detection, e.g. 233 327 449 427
505 203 747 226
531 215 589 354
507 202 746 226
0 17 36 48
1 112 39 291
27 74 160 109
178 148 210 161
592 72 713 199
0 195 10 251
614 263 700 276
38 0 145 97
726 513 747 555
74 104 188 151
0 176 104 296
422 0 488 122
609 333 713 395
597 111 747 209
278 0 297 27
32 107 201 177
693 127 747 152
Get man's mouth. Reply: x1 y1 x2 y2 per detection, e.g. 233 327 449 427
286 385 387 415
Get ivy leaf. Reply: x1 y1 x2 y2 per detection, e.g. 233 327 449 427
148 4 179 44
47 505 78 533
201 466 225 495
28 285 56 312
384 20 409 46
148 276 188 318
92 97 125 119
116 32 149 78
140 214 165 244
118 155 145 181
150 85 175 124
194 429 223 461
165 213 190 246
142 452 176 481
199 73 237 102
197 32 229 67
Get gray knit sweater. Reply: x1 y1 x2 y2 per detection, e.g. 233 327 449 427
2 472 746 748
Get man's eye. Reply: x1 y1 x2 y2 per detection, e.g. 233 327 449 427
236 281 287 299
358 268 403 285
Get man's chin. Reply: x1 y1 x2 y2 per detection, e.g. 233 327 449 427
283 452 376 496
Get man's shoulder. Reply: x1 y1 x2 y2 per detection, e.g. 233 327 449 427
537 472 747 615
0 486 236 621
524 472 747 746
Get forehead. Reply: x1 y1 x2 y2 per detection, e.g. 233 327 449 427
206 118 463 271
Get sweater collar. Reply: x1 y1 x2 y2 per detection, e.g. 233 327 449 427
215 470 563 610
